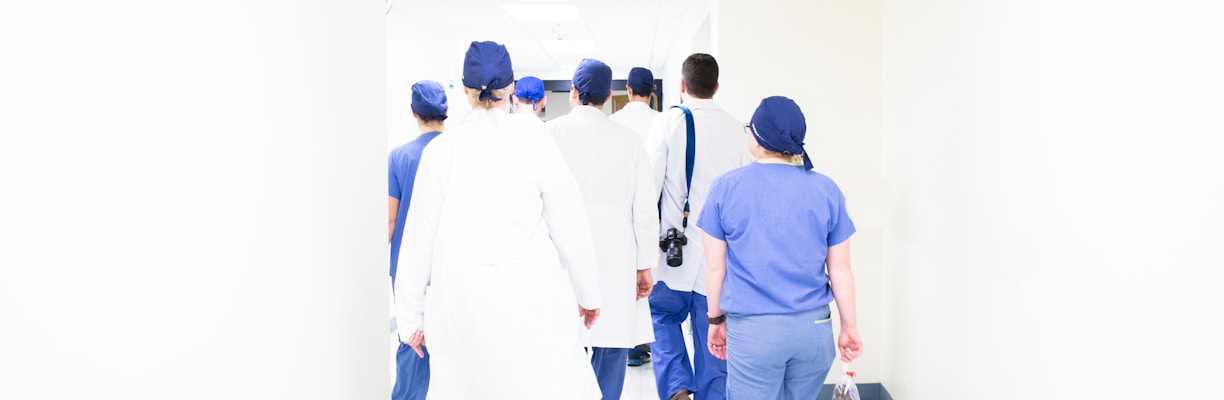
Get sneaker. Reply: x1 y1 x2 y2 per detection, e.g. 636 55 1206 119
668 389 692 400
627 351 651 367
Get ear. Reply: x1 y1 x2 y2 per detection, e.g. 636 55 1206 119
539 96 547 107
462 87 469 94
625 84 633 92
652 84 657 91
714 82 720 95
570 87 579 100
680 80 687 94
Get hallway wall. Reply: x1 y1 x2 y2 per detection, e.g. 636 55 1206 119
1 1 390 398
881 1 1224 398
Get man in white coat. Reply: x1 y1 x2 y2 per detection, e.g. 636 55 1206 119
608 66 662 369
609 67 659 144
395 40 603 399
646 53 752 400
545 58 658 400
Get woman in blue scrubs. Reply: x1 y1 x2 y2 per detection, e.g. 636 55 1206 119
697 96 863 399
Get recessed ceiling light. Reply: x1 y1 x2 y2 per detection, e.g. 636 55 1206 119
500 5 581 21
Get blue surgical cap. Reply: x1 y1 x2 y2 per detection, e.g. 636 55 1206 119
749 96 812 170
572 58 612 105
627 67 654 93
515 76 545 102
410 80 448 120
462 41 514 102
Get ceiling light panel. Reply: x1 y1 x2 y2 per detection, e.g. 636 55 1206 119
500 5 581 21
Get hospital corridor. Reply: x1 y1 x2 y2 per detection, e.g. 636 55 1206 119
4 1 1223 399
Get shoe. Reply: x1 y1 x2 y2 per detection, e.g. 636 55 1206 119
627 351 651 367
668 389 692 400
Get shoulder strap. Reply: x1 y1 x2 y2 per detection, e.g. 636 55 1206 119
671 105 695 227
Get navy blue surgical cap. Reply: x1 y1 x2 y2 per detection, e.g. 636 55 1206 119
749 96 812 170
462 41 514 102
627 67 654 93
410 80 448 120
515 76 545 102
572 58 612 105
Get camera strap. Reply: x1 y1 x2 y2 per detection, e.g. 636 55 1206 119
672 105 696 229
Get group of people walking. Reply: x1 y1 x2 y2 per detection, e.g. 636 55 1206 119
387 40 862 400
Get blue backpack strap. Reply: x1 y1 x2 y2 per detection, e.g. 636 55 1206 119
671 105 695 227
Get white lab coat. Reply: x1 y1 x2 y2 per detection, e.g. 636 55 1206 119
546 105 658 348
645 98 753 295
395 107 602 399
609 101 660 144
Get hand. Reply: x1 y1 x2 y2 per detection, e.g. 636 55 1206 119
707 322 727 360
578 305 600 329
401 329 427 359
838 326 862 362
636 269 654 300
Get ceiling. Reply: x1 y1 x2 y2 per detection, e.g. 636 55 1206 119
389 0 706 80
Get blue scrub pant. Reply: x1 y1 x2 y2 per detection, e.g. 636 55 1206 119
725 306 835 400
649 282 727 400
392 343 430 400
591 347 630 400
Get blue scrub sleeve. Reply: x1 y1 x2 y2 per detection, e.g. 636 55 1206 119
827 186 856 246
696 177 728 240
388 153 402 200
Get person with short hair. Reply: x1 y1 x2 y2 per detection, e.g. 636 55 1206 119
387 80 448 400
394 40 603 399
646 53 751 400
700 96 863 399
546 58 658 400
610 67 659 144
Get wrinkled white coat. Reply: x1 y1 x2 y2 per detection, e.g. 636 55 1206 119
609 101 660 144
646 98 753 295
395 108 602 399
547 106 658 348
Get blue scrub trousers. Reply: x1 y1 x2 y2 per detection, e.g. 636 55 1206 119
649 281 727 400
591 347 630 399
392 343 430 400
725 306 835 400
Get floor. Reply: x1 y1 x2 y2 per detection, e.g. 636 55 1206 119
390 314 698 400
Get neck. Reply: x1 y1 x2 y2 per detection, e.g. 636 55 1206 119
629 95 651 104
418 122 443 134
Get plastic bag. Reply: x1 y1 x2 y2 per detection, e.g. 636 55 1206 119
831 362 860 400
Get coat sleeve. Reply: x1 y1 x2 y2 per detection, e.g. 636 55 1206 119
630 137 659 270
536 138 602 309
393 145 443 336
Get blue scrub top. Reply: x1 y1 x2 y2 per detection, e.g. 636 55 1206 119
389 131 442 282
697 162 855 315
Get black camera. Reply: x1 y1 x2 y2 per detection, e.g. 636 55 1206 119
658 228 688 267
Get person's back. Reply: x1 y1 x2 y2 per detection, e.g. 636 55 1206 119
546 58 658 400
609 67 659 143
394 41 602 400
645 53 747 400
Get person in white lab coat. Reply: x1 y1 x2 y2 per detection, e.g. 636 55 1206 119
394 40 603 399
608 66 662 369
646 53 752 400
545 58 658 400
609 67 660 144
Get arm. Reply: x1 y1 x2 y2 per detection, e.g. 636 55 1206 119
393 151 442 346
631 140 659 299
537 140 602 312
826 240 862 362
703 231 728 360
388 196 399 243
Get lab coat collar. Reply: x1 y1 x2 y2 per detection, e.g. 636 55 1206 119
680 97 721 111
570 105 608 119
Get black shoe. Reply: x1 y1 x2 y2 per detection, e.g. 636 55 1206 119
668 389 692 400
627 351 651 367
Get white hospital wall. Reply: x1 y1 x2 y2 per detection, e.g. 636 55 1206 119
712 0 886 384
0 2 388 399
881 1 1224 398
